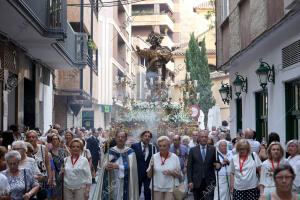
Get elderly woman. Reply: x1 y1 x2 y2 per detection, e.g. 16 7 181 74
181 135 190 153
259 164 300 200
11 140 43 181
61 138 92 200
214 140 232 200
259 142 289 195
287 140 300 193
64 131 74 154
2 150 39 200
147 136 181 200
230 139 262 200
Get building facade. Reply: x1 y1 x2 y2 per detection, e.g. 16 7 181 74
216 0 300 143
53 0 99 130
0 0 87 132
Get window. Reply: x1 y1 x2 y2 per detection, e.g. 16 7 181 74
286 81 300 141
236 99 243 131
256 92 268 142
221 0 229 21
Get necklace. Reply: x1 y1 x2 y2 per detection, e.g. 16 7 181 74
71 155 79 166
160 152 169 166
239 155 248 175
270 159 280 171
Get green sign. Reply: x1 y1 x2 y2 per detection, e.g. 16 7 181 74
102 105 112 113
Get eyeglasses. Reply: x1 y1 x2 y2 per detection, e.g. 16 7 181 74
12 147 24 151
275 175 294 181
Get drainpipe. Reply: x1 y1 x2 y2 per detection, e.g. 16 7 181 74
80 0 84 95
90 0 94 101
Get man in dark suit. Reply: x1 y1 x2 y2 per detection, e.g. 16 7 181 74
187 130 221 200
131 131 156 200
86 128 100 184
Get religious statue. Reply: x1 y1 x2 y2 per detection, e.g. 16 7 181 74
136 31 173 83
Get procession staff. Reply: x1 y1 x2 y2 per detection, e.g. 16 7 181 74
230 139 262 200
214 140 232 200
92 131 139 200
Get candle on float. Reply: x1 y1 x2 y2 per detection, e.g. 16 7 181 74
194 80 198 88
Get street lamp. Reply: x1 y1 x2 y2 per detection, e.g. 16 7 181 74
256 60 275 90
233 72 247 98
219 82 232 104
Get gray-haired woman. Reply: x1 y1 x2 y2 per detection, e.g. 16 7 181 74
286 140 300 193
12 140 43 181
2 150 39 200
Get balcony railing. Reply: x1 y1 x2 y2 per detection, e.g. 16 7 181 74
19 0 67 36
132 10 175 23
11 0 88 67
57 22 88 66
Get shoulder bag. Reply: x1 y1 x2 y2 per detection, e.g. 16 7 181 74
24 169 37 200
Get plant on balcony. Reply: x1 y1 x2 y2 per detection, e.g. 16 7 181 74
87 39 97 51
132 10 140 15
164 28 169 35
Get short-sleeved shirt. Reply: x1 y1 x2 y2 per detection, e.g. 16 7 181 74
260 158 289 193
147 152 181 192
169 144 188 170
20 157 41 176
0 173 10 195
230 152 262 190
3 169 38 200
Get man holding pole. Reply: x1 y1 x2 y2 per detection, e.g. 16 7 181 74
131 131 156 200
92 130 139 200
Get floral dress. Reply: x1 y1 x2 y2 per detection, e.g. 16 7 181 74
3 169 38 200
49 148 66 198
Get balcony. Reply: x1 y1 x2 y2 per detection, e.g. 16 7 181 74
132 13 175 32
0 0 87 69
132 0 174 13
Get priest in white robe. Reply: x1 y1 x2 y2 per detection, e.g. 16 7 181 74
92 131 139 200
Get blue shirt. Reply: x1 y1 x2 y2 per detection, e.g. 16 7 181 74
169 144 188 170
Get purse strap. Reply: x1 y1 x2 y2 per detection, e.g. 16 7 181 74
24 169 27 193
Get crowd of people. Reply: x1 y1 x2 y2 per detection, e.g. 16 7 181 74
0 122 299 200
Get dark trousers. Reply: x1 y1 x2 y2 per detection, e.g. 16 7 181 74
92 158 99 172
193 179 214 200
138 176 151 200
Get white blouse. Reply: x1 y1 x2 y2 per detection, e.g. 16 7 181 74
288 155 300 188
230 152 262 190
260 158 289 193
64 156 92 190
0 173 10 195
147 152 181 192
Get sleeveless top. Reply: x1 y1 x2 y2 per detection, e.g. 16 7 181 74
32 144 47 176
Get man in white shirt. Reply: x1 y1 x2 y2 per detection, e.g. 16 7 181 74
245 128 260 154
189 130 199 148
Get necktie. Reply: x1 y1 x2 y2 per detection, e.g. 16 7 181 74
201 146 206 162
143 145 146 157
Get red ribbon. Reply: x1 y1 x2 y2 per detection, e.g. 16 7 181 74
160 152 169 166
71 155 80 166
239 155 248 174
271 159 280 171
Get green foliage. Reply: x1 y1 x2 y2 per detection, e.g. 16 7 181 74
87 39 97 51
205 0 216 30
185 33 216 126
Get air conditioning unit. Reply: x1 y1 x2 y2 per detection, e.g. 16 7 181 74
285 0 300 10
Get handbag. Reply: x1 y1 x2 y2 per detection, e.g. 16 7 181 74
24 169 37 200
173 181 187 200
